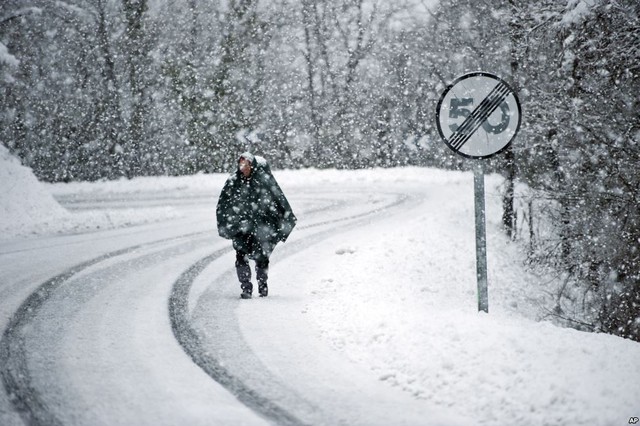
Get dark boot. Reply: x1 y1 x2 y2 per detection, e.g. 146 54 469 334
256 265 269 297
236 256 252 298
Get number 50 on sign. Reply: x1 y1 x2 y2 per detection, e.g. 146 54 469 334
436 72 521 159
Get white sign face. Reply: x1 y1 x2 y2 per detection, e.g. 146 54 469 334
436 72 521 159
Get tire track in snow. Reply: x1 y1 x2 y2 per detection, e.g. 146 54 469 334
0 230 210 426
169 191 415 426
0 193 351 425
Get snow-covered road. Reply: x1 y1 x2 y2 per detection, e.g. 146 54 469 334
1 181 459 426
0 198 217 426
1 168 639 426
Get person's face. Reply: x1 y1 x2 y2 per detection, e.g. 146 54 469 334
239 158 252 177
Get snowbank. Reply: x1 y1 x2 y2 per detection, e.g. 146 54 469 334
0 144 71 237
0 145 181 240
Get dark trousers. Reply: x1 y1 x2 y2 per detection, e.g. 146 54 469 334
234 234 269 291
235 251 269 271
232 233 271 267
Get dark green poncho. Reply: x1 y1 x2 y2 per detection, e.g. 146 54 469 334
216 154 296 259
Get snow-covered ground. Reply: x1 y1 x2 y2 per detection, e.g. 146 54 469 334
1 146 639 426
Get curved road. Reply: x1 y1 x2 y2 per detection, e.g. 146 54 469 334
0 184 442 426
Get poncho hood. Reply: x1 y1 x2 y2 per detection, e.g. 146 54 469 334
238 151 255 164
237 152 270 177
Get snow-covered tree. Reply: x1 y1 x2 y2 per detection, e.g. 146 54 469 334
499 0 639 341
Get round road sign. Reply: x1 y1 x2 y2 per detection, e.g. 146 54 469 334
436 72 521 159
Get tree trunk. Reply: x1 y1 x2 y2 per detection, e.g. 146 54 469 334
502 145 517 240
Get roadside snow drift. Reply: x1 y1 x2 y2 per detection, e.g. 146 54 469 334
0 145 181 239
0 144 71 237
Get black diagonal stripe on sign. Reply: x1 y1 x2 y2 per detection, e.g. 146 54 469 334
450 83 507 144
449 82 510 149
450 84 509 149
449 83 510 150
449 82 511 151
450 88 510 151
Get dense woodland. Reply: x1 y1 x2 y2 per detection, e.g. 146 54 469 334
1 0 638 341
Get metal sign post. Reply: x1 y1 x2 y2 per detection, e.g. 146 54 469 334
436 72 522 313
473 161 489 312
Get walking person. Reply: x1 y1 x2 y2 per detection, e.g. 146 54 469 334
216 152 296 299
